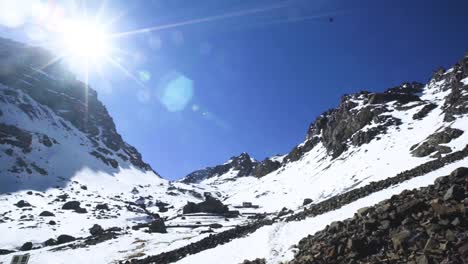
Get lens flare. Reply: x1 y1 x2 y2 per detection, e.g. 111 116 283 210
158 72 193 112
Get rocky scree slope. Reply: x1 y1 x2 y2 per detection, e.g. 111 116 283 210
289 167 468 264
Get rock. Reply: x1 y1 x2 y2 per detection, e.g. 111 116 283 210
96 203 109 210
443 185 465 201
392 230 412 250
303 198 313 206
411 127 464 157
0 249 15 255
75 207 88 214
209 223 223 229
396 199 425 216
48 220 56 225
39 211 55 217
278 207 293 217
241 258 266 264
89 224 104 236
416 255 430 264
106 227 122 232
182 153 257 183
450 167 468 178
44 238 57 246
62 201 81 210
430 199 464 217
15 200 31 208
413 103 437 120
20 242 33 251
357 206 371 217
253 158 281 178
182 196 229 215
458 241 468 262
56 235 76 244
148 219 167 233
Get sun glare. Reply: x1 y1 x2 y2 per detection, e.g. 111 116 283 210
60 20 111 60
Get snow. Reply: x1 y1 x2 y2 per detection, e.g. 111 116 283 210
461 77 468 86
176 157 468 264
1 58 467 264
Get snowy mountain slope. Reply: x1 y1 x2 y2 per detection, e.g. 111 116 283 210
0 37 157 193
175 161 468 264
1 33 468 264
181 56 468 214
0 37 257 264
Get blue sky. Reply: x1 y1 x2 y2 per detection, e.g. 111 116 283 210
2 0 468 180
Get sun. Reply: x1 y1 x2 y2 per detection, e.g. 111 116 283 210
59 19 112 62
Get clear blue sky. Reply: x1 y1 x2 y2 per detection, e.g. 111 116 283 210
2 0 468 180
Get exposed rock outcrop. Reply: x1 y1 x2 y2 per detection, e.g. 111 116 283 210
182 153 256 183
411 127 464 157
183 195 229 215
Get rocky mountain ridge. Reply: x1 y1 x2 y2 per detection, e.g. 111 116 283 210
182 54 468 185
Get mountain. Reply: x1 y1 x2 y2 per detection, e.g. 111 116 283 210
0 37 156 192
0 36 467 264
179 56 468 213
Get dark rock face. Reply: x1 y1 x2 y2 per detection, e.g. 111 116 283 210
183 195 229 215
20 242 32 251
39 211 55 217
89 224 104 236
182 153 257 183
302 83 422 159
148 219 167 233
411 127 464 157
441 55 468 121
290 167 468 264
253 158 281 178
56 234 76 245
413 103 437 120
0 123 32 153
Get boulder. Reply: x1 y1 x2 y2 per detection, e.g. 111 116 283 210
89 224 104 236
182 196 229 215
39 211 55 217
443 185 465 201
56 235 76 244
95 203 109 210
20 242 32 251
75 207 88 214
303 198 313 206
62 201 81 210
148 219 166 233
209 223 223 229
44 238 57 246
15 200 31 208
